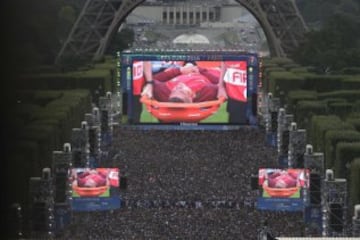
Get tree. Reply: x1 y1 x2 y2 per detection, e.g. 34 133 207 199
106 27 135 54
292 13 360 72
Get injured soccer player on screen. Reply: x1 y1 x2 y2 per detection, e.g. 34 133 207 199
141 62 226 103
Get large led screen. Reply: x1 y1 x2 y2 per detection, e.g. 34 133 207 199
257 168 309 211
70 168 120 211
121 51 259 127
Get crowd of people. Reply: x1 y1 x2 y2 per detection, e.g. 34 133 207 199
62 127 305 239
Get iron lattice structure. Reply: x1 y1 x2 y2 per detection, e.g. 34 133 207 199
322 178 348 237
55 0 307 63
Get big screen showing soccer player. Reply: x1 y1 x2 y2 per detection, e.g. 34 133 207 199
120 51 259 127
257 168 310 211
70 168 121 211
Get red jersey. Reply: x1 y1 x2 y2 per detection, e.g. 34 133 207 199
166 73 210 93
223 61 247 102
154 68 220 93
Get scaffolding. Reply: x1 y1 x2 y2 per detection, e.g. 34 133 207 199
322 170 348 237
288 123 306 168
28 169 55 238
353 205 360 237
277 108 293 166
71 122 90 168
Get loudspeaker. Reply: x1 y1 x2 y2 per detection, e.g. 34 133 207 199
252 93 257 116
101 110 109 132
329 203 343 232
309 173 321 205
72 151 82 167
270 111 278 132
251 174 258 190
281 130 290 154
88 128 97 154
122 93 128 115
120 176 127 190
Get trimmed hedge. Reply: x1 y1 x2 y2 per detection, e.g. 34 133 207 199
268 71 305 104
13 89 92 178
31 119 63 149
321 98 347 106
287 90 317 114
33 90 63 106
328 102 354 120
350 158 360 209
324 130 360 169
282 63 301 70
295 100 328 130
290 67 310 74
16 66 113 102
15 103 44 122
341 75 360 90
335 142 360 178
341 67 360 75
262 62 278 69
303 75 343 93
266 57 294 66
19 124 57 170
346 118 360 131
318 90 360 103
352 100 360 113
262 67 286 92
308 115 354 151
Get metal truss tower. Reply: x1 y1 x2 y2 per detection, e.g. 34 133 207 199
56 0 307 63
322 170 348 237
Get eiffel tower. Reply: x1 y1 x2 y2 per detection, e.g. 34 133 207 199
55 0 307 63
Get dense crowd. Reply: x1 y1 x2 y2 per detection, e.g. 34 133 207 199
62 127 304 239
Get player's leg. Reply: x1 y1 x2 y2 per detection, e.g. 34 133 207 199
227 98 247 124
131 94 142 123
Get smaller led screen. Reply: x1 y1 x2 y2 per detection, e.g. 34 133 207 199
70 168 120 211
257 168 309 211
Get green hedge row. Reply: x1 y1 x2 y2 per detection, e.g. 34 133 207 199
267 71 305 105
346 118 360 131
286 90 317 113
287 90 360 130
328 102 354 120
324 130 360 169
295 100 328 129
308 115 354 152
318 90 360 103
263 57 294 66
262 64 360 106
302 75 343 93
16 63 116 102
14 89 91 172
11 89 92 206
342 75 360 90
335 142 360 179
296 101 360 131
